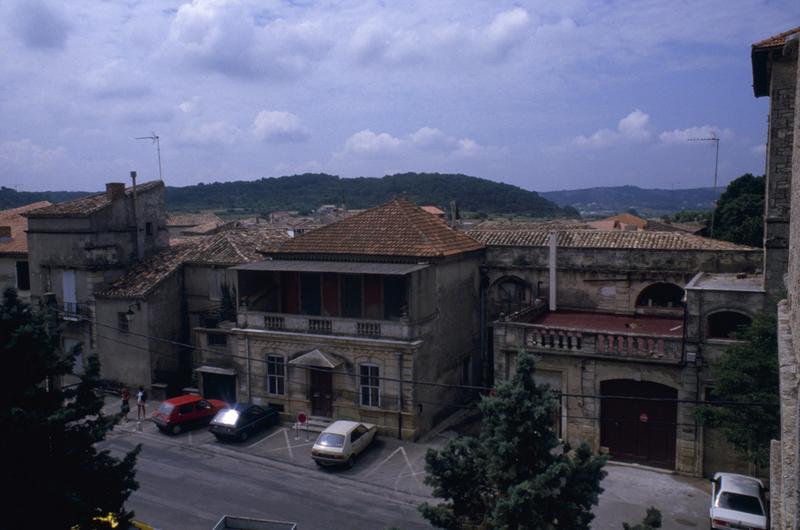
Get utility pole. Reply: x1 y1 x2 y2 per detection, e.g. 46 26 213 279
135 132 163 181
689 136 720 238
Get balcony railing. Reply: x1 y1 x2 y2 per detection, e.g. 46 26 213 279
238 311 420 340
502 323 683 364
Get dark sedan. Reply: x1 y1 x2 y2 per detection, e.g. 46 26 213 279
209 403 280 442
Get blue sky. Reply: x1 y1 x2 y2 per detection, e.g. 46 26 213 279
0 0 797 192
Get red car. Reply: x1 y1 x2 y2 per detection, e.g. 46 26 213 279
152 395 227 435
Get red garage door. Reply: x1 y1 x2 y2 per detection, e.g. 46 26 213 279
600 379 677 469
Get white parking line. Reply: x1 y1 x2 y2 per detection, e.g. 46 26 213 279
260 441 315 453
247 427 287 449
283 429 294 461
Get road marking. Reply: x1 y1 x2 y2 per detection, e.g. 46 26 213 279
283 428 294 461
260 441 315 453
247 427 287 449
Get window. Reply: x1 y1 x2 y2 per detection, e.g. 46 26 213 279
360 364 380 407
207 332 227 346
117 312 129 332
707 311 752 339
208 270 225 301
145 222 153 235
267 355 286 395
341 275 362 318
15 261 30 291
636 283 684 308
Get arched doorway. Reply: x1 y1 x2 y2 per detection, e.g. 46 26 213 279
635 283 685 309
491 276 528 316
707 311 752 339
600 379 677 469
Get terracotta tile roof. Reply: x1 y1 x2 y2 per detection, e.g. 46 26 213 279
96 242 196 299
600 213 648 229
0 201 52 255
97 228 290 298
185 228 290 266
274 197 484 259
421 206 445 215
752 27 800 50
466 229 757 251
166 212 222 227
474 219 591 231
26 181 163 218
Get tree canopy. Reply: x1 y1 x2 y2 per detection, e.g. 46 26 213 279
419 351 607 530
696 311 779 468
711 173 764 247
0 289 140 529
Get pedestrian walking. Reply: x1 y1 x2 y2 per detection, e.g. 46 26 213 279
136 386 147 420
120 387 130 422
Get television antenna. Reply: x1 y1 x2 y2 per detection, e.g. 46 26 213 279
135 132 163 181
689 135 719 238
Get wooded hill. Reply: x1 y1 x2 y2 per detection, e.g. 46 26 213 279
541 185 721 217
162 173 574 217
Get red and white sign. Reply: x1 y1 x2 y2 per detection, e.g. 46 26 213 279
297 412 307 424
639 412 649 423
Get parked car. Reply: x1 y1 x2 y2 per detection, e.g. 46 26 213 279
311 420 377 468
152 395 227 435
709 472 768 530
209 403 281 442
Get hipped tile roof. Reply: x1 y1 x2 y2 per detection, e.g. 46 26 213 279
274 197 484 259
97 228 289 298
166 212 222 227
467 229 757 251
752 27 800 50
0 201 52 255
26 181 163 218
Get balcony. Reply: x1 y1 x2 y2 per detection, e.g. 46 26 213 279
237 311 423 341
497 309 684 364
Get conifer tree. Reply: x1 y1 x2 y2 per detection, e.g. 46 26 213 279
419 351 607 530
0 288 140 529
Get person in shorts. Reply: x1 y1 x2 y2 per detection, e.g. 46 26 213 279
136 386 147 420
120 387 130 422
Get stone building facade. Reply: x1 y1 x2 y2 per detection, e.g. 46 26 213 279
194 199 484 440
0 202 50 302
25 178 168 374
755 26 800 530
476 229 763 476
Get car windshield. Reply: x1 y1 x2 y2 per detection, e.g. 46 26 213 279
214 409 240 426
157 402 174 415
317 433 345 448
717 492 763 516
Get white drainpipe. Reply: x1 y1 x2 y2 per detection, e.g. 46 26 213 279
549 231 557 311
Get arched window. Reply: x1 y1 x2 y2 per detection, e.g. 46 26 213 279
636 283 684 308
707 311 752 339
493 276 527 314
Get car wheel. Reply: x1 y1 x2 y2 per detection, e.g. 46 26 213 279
213 434 224 442
239 430 249 442
346 455 355 469
171 424 182 435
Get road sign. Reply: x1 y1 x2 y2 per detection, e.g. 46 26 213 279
297 412 307 424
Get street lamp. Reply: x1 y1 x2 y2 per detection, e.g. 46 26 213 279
689 136 720 238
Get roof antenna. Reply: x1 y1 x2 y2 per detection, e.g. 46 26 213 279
135 132 163 182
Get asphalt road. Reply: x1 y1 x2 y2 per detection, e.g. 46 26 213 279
100 432 431 530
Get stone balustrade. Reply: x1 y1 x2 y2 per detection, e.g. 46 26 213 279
237 311 419 340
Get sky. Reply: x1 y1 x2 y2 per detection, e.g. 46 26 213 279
0 0 798 193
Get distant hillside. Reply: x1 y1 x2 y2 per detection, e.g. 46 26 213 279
541 185 722 217
164 173 575 218
0 187 89 209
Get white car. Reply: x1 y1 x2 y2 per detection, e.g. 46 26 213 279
709 472 767 530
311 420 377 468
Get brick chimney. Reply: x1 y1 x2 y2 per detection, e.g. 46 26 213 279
0 226 10 240
106 182 126 201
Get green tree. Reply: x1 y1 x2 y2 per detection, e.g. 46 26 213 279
623 507 662 530
419 351 607 530
712 174 764 247
0 288 140 529
696 311 779 468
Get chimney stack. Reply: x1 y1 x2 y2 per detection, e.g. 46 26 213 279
106 182 126 201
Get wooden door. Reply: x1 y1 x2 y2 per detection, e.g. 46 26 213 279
600 379 677 469
310 368 333 417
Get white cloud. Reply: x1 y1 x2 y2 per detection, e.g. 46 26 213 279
575 109 653 147
339 127 485 159
658 125 731 143
180 120 243 146
253 111 309 143
178 96 202 114
9 0 71 50
480 8 531 61
164 0 330 78
82 60 151 99
750 144 767 155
